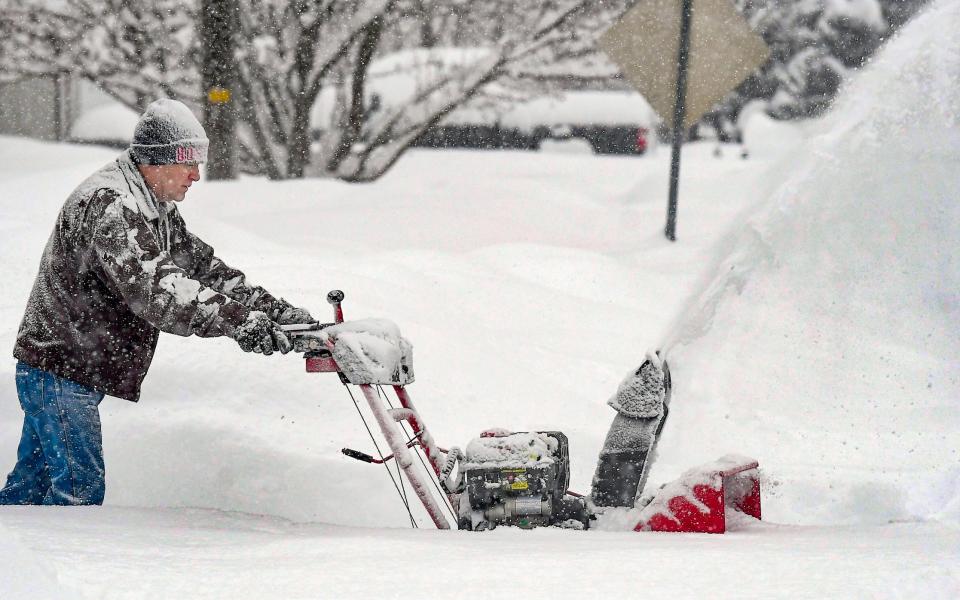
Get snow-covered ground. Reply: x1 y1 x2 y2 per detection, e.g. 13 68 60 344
2 1 959 597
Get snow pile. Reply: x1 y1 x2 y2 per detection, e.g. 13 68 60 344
739 108 806 159
657 0 960 526
538 137 595 154
463 432 559 469
70 103 138 143
0 520 74 597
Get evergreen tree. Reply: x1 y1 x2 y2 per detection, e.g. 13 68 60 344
706 0 931 128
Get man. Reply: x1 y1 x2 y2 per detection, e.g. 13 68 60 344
1 98 312 506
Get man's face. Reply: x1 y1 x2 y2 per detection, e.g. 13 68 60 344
138 163 201 202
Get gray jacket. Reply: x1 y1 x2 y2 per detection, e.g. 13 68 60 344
14 150 284 401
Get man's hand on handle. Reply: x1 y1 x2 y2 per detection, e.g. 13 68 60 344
233 311 293 355
272 299 315 326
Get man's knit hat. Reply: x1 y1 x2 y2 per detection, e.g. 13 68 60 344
130 99 209 165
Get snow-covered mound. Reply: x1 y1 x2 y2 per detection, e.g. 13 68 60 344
656 0 960 526
0 522 74 596
70 103 138 143
739 108 805 159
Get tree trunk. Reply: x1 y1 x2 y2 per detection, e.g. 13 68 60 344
325 16 384 174
285 104 312 178
201 0 239 180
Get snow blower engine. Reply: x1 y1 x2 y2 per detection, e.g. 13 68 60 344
442 430 590 530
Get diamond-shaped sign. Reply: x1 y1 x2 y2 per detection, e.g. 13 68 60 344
599 0 769 130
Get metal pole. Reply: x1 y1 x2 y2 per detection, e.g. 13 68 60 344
201 0 237 180
665 0 694 242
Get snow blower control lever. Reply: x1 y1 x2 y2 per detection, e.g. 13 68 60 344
292 290 762 533
281 290 344 362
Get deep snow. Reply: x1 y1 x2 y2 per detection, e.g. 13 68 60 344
656 0 960 528
1 0 959 597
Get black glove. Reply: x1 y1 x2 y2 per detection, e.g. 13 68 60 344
233 311 292 355
271 299 315 325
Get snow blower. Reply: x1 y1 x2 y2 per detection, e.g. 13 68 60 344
287 290 761 533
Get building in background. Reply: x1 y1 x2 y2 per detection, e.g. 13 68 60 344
0 74 73 141
0 75 127 145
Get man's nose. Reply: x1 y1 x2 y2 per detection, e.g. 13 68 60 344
189 165 201 182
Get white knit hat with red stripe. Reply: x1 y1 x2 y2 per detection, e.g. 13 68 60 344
130 99 209 165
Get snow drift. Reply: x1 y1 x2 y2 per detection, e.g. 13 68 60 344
657 0 960 526
0 521 74 596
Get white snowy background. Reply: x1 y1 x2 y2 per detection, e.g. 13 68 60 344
0 0 958 597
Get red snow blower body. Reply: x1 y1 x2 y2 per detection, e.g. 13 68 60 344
288 291 761 533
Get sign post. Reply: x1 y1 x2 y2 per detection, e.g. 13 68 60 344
665 0 694 241
599 0 769 241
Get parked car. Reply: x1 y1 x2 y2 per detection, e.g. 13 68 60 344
416 89 658 155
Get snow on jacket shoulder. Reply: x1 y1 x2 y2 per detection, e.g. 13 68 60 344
13 150 280 401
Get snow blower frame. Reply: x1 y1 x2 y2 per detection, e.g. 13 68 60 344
287 291 761 533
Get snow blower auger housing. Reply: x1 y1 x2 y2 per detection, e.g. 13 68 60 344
290 290 761 534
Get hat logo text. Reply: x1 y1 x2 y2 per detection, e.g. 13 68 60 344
176 147 198 163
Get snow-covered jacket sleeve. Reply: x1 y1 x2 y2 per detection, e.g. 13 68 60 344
166 207 287 318
91 190 250 338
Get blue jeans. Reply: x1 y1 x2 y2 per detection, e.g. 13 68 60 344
0 362 105 505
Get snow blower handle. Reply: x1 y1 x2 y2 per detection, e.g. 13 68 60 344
284 290 344 352
327 290 345 323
